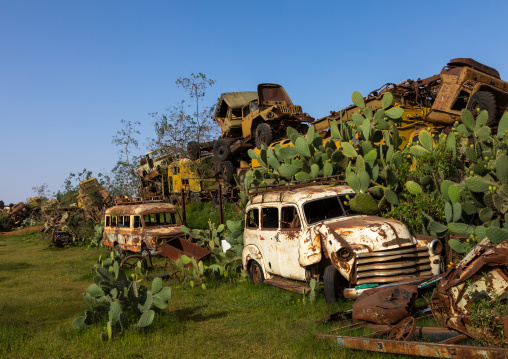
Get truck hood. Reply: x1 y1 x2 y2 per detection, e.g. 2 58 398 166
318 215 415 253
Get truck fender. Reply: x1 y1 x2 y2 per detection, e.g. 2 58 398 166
298 227 322 267
316 224 356 282
242 244 271 280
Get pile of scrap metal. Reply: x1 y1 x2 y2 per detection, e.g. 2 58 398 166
77 178 113 222
431 238 508 348
40 202 87 247
7 202 33 226
315 238 508 358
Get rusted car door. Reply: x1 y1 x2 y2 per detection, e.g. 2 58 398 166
259 206 281 275
277 206 306 281
115 215 133 248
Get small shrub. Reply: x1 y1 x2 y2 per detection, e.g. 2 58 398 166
0 212 13 232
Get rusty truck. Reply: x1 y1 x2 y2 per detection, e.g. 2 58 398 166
137 148 175 197
242 184 442 303
313 58 508 146
186 84 314 186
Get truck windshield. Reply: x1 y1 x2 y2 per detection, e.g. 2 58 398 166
143 212 177 227
303 195 358 224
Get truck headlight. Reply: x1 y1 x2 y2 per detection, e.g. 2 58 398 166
338 247 352 261
430 239 443 255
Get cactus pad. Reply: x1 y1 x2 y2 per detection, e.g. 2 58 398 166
350 193 379 214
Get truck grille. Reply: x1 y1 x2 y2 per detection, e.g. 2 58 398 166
279 105 302 115
355 245 432 285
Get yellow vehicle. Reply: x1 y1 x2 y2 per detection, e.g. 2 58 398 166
314 58 508 147
167 157 244 203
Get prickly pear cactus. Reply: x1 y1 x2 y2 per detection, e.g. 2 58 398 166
73 252 171 340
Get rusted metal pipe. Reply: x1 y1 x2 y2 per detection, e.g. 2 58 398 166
218 184 223 225
315 333 508 358
180 189 186 226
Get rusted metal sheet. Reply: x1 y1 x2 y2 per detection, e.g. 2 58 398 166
161 237 211 262
7 202 31 226
263 276 310 295
431 238 508 346
352 285 418 325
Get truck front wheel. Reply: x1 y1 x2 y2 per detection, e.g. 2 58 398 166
323 265 344 305
249 260 265 285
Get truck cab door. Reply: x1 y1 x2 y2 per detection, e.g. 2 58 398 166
258 206 281 275
277 206 306 281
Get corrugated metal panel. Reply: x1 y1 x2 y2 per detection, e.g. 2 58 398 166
220 92 257 108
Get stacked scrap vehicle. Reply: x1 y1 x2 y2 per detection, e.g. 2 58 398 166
313 58 508 146
136 148 175 198
188 84 313 182
137 83 314 202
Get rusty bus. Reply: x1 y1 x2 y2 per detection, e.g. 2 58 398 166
103 202 183 257
242 185 442 303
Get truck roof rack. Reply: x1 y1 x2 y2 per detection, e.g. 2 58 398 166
245 175 346 196
114 195 165 206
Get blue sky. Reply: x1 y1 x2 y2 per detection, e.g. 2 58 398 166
1 0 508 204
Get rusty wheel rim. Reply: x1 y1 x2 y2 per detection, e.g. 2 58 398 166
388 316 416 341
251 264 263 284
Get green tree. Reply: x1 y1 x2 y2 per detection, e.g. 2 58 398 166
110 119 142 197
150 73 218 156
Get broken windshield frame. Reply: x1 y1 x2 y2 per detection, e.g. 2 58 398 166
303 194 358 225
142 212 177 227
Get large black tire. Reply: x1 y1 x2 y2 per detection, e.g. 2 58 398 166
221 160 235 184
187 141 200 161
255 123 273 149
323 265 344 305
249 260 265 285
467 91 497 127
213 138 231 161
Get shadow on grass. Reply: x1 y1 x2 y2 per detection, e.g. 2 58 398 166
1 262 35 270
169 305 228 323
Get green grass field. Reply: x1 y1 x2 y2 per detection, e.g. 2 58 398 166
0 228 421 359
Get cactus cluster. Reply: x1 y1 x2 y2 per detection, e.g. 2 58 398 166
245 90 508 252
180 219 245 281
73 252 171 340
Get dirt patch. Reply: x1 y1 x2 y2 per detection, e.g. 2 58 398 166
0 226 42 236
